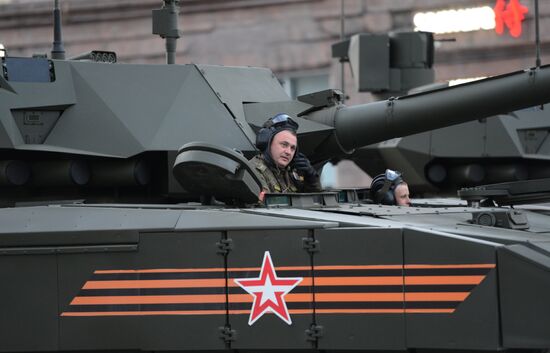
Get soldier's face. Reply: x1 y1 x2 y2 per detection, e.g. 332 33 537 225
270 130 297 168
394 183 411 206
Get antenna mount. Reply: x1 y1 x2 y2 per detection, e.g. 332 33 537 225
152 0 181 65
51 0 66 60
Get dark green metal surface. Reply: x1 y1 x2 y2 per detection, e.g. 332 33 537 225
1 2 550 353
315 227 405 350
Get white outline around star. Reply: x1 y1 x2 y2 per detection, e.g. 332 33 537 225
234 251 303 325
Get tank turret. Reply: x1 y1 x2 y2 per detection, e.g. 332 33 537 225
2 51 550 204
2 0 550 205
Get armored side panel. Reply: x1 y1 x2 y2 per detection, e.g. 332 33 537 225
0 250 59 351
315 227 405 350
228 229 313 350
404 228 500 350
498 243 550 348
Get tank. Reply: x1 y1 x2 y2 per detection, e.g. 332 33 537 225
352 102 550 194
1 2 550 353
335 31 550 194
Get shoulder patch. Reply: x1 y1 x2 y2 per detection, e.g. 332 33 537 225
251 155 268 172
255 161 267 172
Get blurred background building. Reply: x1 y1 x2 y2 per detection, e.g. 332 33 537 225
1 0 548 188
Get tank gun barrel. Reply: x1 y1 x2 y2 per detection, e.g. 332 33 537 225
308 65 550 156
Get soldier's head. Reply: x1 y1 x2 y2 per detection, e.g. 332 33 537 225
370 169 411 206
393 182 411 206
256 113 299 168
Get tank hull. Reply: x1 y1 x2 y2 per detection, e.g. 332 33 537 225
1 203 549 352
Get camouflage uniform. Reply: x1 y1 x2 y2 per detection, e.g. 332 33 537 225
250 154 321 193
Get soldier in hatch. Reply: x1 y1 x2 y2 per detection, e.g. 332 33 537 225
370 169 412 207
250 113 321 196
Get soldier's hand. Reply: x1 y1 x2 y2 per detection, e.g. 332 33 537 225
293 153 317 179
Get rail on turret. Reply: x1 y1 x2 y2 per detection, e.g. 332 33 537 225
459 177 550 206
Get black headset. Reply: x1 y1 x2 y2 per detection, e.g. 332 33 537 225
255 113 299 152
370 169 404 205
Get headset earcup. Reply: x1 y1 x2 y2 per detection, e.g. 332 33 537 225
370 172 404 205
370 174 386 203
256 127 273 151
381 189 396 205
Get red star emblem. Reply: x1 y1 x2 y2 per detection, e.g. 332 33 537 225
234 251 303 325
